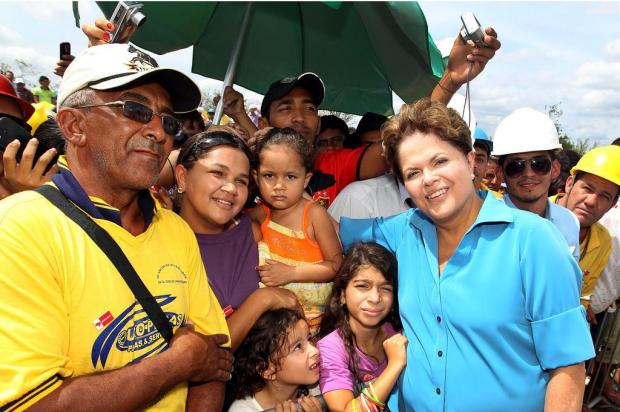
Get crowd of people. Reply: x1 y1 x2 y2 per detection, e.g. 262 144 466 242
0 13 619 412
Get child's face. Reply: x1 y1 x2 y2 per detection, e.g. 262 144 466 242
256 145 312 211
273 319 320 386
342 265 394 330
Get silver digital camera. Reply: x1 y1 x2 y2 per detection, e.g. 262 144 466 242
109 1 147 44
460 12 487 48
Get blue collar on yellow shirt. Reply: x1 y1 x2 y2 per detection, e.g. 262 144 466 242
408 190 514 233
50 156 156 227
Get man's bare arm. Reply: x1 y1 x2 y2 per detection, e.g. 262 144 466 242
28 329 232 412
431 27 501 105
186 381 225 412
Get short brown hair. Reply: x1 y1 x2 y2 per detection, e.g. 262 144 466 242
382 97 472 182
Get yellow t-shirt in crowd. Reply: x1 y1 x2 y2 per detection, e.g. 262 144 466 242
479 182 503 199
579 222 612 308
0 189 229 411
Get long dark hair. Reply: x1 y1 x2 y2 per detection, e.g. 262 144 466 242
319 242 400 387
227 309 305 402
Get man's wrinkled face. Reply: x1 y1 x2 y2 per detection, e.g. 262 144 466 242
78 83 175 191
267 87 320 145
564 173 619 229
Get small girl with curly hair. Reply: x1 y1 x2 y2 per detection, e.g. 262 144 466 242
227 308 323 412
317 242 407 412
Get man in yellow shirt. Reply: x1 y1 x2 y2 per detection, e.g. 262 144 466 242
551 146 620 316
0 44 232 411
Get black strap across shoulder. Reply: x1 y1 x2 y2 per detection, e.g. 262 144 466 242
35 185 173 343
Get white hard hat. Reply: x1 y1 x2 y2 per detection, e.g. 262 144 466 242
491 108 561 156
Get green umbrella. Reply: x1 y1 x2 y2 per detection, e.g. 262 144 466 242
94 1 444 116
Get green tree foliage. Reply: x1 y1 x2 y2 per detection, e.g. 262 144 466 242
545 102 594 155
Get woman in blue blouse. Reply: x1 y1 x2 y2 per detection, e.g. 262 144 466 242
339 98 594 412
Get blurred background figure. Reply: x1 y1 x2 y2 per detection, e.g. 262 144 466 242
348 111 388 147
174 109 206 148
14 78 34 103
549 149 581 196
248 103 260 126
316 115 349 154
483 156 504 194
473 127 494 192
2 70 15 86
32 75 56 105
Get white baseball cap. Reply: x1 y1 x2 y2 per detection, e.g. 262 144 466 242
57 43 201 113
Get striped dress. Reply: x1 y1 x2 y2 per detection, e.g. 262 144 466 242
257 202 332 335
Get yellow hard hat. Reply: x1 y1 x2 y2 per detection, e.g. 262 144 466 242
571 145 620 187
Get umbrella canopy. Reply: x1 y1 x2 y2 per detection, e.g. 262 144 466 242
96 1 444 115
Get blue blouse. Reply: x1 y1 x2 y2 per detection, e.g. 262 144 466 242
339 191 594 412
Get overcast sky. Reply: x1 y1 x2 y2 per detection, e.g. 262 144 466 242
1 1 618 145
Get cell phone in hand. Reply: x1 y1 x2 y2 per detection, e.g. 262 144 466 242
0 117 58 174
460 12 488 48
109 1 147 43
59 42 71 59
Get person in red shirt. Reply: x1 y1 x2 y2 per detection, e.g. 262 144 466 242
222 29 501 207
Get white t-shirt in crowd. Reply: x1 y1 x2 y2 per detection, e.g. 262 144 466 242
591 205 620 314
228 396 263 412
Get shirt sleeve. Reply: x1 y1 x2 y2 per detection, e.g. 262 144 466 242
318 333 355 394
0 204 70 410
521 218 595 370
328 184 373 222
185 227 230 346
339 212 408 253
315 146 368 194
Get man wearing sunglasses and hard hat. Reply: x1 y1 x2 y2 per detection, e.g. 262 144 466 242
493 107 580 261
0 44 232 411
550 145 620 317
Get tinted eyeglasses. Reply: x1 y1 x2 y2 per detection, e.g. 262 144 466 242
73 100 181 136
504 156 552 179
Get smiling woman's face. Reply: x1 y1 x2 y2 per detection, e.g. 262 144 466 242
178 146 250 234
398 131 476 225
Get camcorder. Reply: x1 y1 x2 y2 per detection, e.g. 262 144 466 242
460 12 488 48
109 1 147 44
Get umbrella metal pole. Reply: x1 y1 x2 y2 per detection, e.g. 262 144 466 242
214 2 254 125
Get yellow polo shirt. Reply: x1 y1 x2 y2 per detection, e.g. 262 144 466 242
480 182 502 199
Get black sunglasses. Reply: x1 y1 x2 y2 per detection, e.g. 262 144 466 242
504 156 552 179
73 100 181 136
